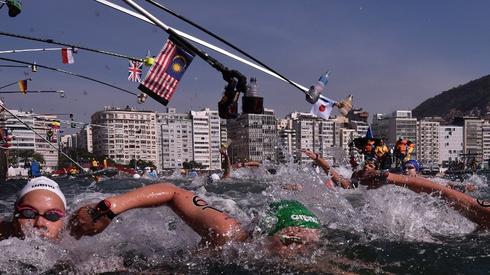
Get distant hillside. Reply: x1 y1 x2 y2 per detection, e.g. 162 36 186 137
412 75 490 121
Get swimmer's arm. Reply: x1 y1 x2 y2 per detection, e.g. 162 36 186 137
221 150 231 179
243 161 261 167
317 161 353 189
385 173 490 229
302 149 353 189
106 183 246 245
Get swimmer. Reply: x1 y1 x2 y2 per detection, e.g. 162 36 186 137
220 148 266 180
302 149 373 189
69 183 321 257
0 176 67 240
358 169 490 230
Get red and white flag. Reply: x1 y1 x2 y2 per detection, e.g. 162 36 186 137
310 95 335 120
61 48 74 64
138 36 195 106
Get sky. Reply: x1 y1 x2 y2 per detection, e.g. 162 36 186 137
1 0 490 131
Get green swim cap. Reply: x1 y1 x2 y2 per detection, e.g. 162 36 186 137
268 200 321 235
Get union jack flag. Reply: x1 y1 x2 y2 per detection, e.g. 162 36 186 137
138 36 195 106
128 60 143 82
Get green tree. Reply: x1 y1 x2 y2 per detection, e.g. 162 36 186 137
182 160 203 170
32 152 45 164
128 159 155 170
58 148 95 168
8 149 34 166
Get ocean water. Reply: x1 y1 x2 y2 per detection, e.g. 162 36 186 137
0 164 488 274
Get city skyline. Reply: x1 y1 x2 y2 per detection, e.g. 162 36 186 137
2 1 490 130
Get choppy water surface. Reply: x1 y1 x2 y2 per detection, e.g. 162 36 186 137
0 164 489 274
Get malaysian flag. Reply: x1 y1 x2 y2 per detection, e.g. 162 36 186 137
138 36 195 106
128 60 143 82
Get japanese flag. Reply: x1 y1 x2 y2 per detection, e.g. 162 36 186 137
310 95 335 120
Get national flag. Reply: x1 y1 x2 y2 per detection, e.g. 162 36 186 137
128 60 143 82
365 127 373 139
61 48 74 64
310 95 335 120
18 79 27 95
50 120 61 129
138 36 195 106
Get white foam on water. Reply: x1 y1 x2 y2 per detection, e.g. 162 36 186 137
0 162 488 273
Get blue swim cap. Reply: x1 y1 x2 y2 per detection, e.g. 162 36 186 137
403 160 421 172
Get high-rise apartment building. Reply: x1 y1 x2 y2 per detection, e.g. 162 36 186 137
372 110 417 146
0 110 59 169
454 117 484 162
227 108 277 163
77 124 93 153
277 118 296 162
190 108 221 170
286 112 334 163
91 106 158 167
438 126 463 165
417 119 440 165
482 120 490 167
156 108 193 170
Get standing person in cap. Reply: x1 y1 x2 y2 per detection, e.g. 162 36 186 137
0 176 67 240
69 183 321 257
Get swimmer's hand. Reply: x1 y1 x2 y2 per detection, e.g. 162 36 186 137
301 149 318 160
69 204 112 239
358 169 389 189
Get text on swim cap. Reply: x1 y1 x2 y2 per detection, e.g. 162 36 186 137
290 214 319 224
31 183 56 189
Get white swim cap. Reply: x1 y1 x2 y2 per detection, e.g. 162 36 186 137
210 173 220 182
17 176 67 209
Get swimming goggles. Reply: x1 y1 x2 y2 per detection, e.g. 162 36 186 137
14 206 65 222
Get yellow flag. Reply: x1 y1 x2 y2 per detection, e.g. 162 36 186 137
18 79 27 95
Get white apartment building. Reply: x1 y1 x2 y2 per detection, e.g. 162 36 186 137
91 106 159 167
372 110 417 147
190 108 221 170
338 128 357 154
349 120 370 139
417 119 440 165
462 117 484 162
0 110 59 169
227 108 277 164
287 112 334 163
482 120 490 167
156 108 193 170
77 124 93 153
220 119 228 149
277 118 296 162
438 126 463 165
60 134 76 151
34 114 60 169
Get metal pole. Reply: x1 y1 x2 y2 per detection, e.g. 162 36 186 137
0 47 63 54
95 0 308 92
0 31 143 62
144 0 308 95
0 57 137 96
